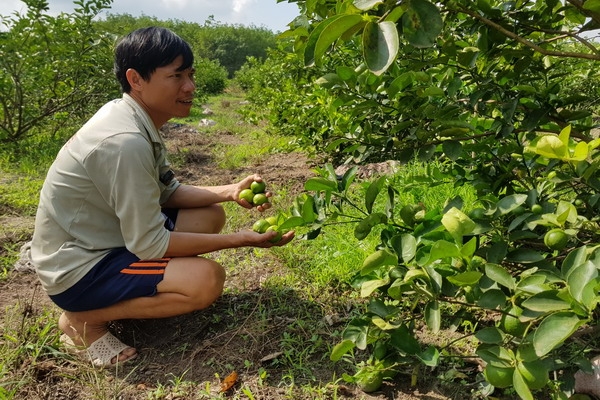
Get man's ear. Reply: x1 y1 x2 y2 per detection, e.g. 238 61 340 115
126 69 144 91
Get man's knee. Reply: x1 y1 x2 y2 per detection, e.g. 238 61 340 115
209 204 226 233
190 260 225 309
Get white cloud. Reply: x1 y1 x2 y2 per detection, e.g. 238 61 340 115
232 0 253 14
160 0 190 10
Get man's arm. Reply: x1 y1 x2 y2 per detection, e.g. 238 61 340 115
164 230 295 257
161 174 271 211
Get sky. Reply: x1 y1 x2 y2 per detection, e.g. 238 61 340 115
0 0 301 33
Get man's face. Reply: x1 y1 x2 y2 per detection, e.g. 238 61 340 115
135 55 196 127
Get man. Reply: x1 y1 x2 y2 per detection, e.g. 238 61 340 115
30 26 293 367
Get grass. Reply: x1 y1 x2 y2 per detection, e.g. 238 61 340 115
0 88 475 399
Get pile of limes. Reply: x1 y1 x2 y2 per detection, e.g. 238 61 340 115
239 180 269 206
252 215 283 243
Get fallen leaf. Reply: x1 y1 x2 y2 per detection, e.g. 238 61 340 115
220 371 238 392
260 351 283 363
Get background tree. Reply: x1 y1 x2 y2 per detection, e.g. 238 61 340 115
0 0 116 147
238 0 600 397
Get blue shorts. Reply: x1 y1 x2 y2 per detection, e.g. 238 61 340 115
49 209 178 312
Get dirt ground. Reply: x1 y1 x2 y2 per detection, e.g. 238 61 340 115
0 120 479 399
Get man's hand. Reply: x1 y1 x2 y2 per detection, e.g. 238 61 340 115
240 229 295 248
234 174 272 212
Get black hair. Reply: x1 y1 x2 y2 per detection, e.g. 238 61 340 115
114 27 194 93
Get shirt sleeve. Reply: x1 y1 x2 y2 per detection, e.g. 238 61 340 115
85 133 171 260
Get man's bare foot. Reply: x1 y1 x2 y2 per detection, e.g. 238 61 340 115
58 312 137 365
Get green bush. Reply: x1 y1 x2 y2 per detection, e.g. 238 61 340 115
194 57 228 95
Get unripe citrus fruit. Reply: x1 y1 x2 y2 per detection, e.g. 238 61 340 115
266 225 282 243
470 208 486 219
265 216 278 226
500 305 525 336
484 365 514 388
253 193 269 206
239 189 254 204
544 228 568 251
250 180 266 194
252 219 270 233
356 371 383 393
531 204 543 215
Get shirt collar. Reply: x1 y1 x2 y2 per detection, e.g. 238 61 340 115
122 93 163 144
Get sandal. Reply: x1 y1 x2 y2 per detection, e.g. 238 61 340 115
60 331 137 368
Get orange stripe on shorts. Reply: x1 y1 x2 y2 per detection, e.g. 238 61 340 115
120 268 166 275
120 258 170 275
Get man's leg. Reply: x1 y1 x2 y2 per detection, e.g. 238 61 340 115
60 255 226 363
59 204 227 363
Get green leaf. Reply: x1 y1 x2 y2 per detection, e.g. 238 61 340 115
567 261 598 303
372 315 403 330
475 327 504 344
301 195 317 223
583 0 600 12
521 290 571 312
477 289 507 309
361 249 398 275
353 0 384 11
278 216 306 230
361 277 390 297
447 271 483 286
429 240 462 261
513 368 534 400
533 312 583 357
362 21 399 75
343 320 370 350
365 176 387 213
496 194 528 215
304 177 338 192
417 346 439 367
485 263 516 290
388 72 415 98
506 248 546 264
401 0 443 48
441 207 475 243
341 166 358 192
476 344 514 366
442 140 462 161
314 14 365 66
516 275 551 295
389 324 421 354
330 339 355 361
400 233 417 262
315 73 343 88
304 17 341 66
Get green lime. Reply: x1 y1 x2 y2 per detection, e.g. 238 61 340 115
265 216 279 226
266 225 282 243
470 208 486 219
253 193 269 206
531 204 543 215
483 365 514 388
250 180 266 193
252 219 270 233
500 305 525 336
239 189 255 204
356 371 383 393
544 228 568 251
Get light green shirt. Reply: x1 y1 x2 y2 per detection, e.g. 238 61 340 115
31 94 180 295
